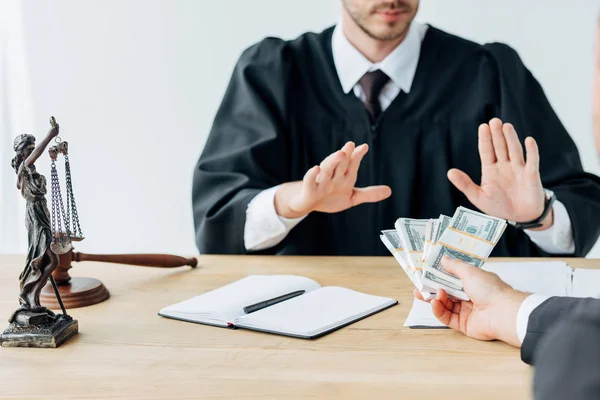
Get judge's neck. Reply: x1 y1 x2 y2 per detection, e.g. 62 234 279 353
341 14 407 63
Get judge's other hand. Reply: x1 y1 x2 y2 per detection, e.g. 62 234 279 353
414 257 527 348
274 141 391 218
447 118 553 230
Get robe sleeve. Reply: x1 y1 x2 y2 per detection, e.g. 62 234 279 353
192 38 292 254
485 43 600 256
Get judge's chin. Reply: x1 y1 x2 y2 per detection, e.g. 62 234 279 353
342 0 418 41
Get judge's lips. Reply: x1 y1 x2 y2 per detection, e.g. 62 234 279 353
373 1 411 22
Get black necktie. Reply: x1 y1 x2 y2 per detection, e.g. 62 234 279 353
359 69 390 122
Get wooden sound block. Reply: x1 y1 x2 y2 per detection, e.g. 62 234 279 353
41 277 110 309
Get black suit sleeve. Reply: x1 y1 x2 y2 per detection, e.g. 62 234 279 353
192 38 292 254
521 296 588 364
523 297 600 400
485 44 600 257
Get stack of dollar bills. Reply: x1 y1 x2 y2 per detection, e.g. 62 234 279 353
380 206 507 300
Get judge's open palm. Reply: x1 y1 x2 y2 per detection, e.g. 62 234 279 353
275 142 392 219
447 118 545 224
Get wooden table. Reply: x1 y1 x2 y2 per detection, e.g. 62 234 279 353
0 255 597 399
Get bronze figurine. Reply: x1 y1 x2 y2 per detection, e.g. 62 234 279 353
1 117 78 348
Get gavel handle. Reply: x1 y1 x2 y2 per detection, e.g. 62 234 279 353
72 252 197 268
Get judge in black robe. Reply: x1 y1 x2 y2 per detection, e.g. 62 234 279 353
192 20 600 256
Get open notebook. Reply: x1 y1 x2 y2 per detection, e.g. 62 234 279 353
405 261 600 328
159 275 397 339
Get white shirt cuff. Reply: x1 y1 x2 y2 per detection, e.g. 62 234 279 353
244 186 307 251
523 200 575 254
516 294 551 344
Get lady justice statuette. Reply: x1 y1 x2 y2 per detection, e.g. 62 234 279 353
1 117 80 348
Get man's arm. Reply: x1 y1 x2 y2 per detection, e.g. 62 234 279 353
243 142 391 251
243 186 306 251
521 296 594 364
193 38 390 254
532 297 600 400
487 43 600 256
192 38 292 254
414 258 595 366
593 13 600 157
522 200 575 254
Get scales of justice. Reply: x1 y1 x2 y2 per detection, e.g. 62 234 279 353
1 117 196 348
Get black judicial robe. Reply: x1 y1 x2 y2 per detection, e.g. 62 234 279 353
192 25 600 256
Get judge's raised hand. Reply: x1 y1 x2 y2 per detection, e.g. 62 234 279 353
447 118 552 229
274 141 391 219
414 257 528 348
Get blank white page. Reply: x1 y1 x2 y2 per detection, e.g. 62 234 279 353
235 286 396 337
572 269 600 298
483 261 571 296
404 299 445 328
159 275 321 324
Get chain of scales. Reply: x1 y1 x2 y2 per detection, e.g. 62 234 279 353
49 138 84 255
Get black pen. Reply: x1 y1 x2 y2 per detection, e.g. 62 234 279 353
243 290 306 314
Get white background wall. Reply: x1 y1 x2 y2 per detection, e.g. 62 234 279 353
2 0 600 256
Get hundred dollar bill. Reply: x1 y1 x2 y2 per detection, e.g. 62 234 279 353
423 214 452 263
380 231 415 284
394 218 428 273
380 230 435 299
433 214 452 243
422 207 507 300
422 219 437 263
380 230 411 271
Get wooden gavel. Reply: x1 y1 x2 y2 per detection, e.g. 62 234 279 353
41 249 198 309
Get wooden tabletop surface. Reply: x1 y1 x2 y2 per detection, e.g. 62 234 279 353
1 255 597 400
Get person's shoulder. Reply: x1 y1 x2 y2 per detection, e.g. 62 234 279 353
237 26 335 69
426 25 523 67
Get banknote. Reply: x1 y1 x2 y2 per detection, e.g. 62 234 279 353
394 218 427 273
422 207 507 299
380 230 435 298
381 207 506 301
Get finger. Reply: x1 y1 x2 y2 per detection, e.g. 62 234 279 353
317 150 343 185
332 142 355 181
302 165 320 193
478 123 496 165
350 185 392 206
431 299 460 331
503 123 525 166
441 256 478 280
525 137 540 174
452 301 462 315
345 144 369 180
436 288 455 312
489 118 509 162
413 288 426 301
447 169 482 206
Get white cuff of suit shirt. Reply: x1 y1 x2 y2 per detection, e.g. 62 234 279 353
521 200 575 255
516 294 551 344
244 186 307 251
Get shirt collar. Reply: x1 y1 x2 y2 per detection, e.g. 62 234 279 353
332 20 427 94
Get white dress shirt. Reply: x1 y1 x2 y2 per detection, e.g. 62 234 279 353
243 21 575 341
